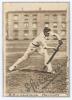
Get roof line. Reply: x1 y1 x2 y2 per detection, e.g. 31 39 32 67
7 10 67 13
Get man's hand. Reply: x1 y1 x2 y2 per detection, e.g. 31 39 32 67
58 40 63 45
53 48 59 51
44 47 48 49
44 46 55 49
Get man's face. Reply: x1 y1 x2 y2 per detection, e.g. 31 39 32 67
44 32 50 37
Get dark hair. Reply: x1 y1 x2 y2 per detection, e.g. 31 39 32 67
43 27 51 33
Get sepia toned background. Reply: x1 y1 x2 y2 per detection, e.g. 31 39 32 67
3 2 69 96
4 3 69 39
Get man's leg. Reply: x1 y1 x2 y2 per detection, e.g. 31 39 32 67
37 47 53 72
43 49 54 73
9 50 30 71
8 43 37 71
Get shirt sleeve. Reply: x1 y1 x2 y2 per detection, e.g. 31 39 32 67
39 33 48 48
51 32 61 40
41 37 55 49
41 38 48 48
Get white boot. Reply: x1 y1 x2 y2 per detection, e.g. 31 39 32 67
9 65 16 71
8 53 29 71
46 63 55 74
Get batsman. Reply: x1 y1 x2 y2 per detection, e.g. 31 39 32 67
9 27 63 73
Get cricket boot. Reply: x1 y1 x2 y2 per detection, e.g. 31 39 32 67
43 65 55 74
9 65 17 71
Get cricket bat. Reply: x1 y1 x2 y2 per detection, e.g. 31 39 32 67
43 42 63 70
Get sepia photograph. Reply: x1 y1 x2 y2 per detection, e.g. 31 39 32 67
3 2 70 96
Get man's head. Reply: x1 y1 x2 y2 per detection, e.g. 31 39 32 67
43 27 51 37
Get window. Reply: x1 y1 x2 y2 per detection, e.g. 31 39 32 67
44 22 49 27
32 14 37 18
32 14 37 17
24 14 29 21
33 18 37 21
13 14 18 21
53 30 58 33
13 30 18 40
53 14 58 22
24 18 28 21
32 14 37 22
13 22 18 29
61 14 66 22
45 14 49 20
13 29 18 32
32 22 37 29
32 30 37 37
53 22 58 28
45 14 49 16
44 14 49 23
24 30 29 36
61 22 66 30
24 22 29 28
24 14 29 17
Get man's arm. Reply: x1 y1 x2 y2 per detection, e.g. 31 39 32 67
52 32 63 45
41 37 55 49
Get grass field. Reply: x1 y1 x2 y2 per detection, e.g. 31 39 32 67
4 40 69 96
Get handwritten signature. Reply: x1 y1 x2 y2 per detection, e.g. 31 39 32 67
25 58 68 92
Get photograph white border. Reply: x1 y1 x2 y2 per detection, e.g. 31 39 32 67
0 0 72 100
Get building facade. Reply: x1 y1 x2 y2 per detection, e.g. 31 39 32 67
6 10 67 40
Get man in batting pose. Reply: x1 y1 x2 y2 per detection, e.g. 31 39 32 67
9 27 63 73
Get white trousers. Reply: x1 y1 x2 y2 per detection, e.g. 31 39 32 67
12 43 52 72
